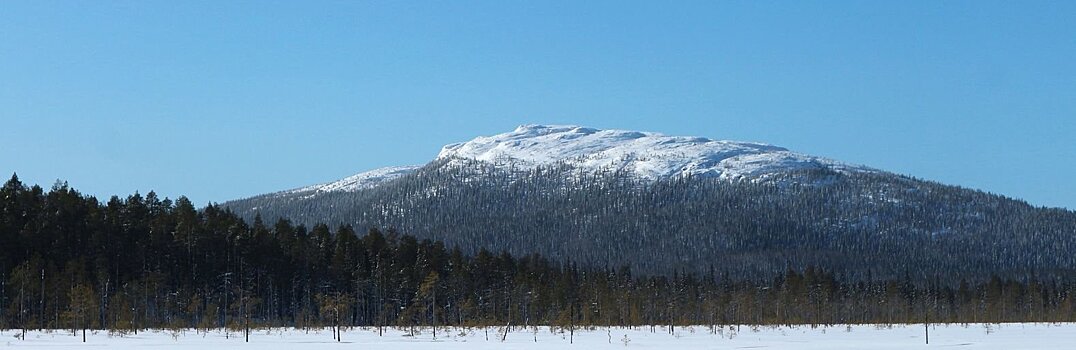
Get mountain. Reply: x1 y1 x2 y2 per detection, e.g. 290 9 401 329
224 125 1076 281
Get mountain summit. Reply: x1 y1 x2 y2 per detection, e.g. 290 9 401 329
291 125 871 197
438 124 871 180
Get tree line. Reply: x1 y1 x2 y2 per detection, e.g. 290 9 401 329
2 174 1076 337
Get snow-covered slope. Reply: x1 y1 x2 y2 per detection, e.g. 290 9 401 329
286 165 421 195
282 124 871 196
438 124 871 181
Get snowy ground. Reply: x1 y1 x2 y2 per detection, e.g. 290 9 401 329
2 323 1073 349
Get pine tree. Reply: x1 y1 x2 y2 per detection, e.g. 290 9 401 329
64 284 95 342
416 271 440 338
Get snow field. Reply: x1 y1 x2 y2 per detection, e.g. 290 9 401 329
2 323 1074 349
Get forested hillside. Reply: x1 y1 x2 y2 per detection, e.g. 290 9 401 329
3 174 1076 334
226 158 1076 281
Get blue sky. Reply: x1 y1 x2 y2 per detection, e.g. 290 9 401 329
1 1 1073 208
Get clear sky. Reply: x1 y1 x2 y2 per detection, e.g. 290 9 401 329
1 1 1073 208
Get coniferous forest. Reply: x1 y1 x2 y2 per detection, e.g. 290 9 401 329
227 159 1076 281
2 173 1076 337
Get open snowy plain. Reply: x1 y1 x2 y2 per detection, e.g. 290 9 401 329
2 323 1073 349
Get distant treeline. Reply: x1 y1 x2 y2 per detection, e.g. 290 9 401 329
1 174 1075 336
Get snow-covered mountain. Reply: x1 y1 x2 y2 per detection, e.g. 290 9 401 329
283 124 872 197
226 124 1076 279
